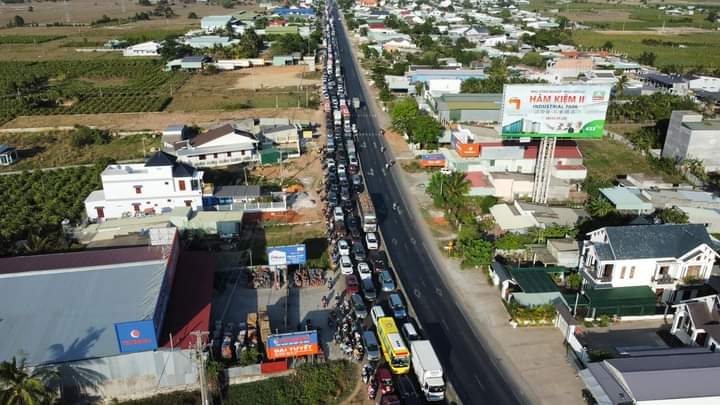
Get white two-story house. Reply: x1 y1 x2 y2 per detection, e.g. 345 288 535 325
173 123 258 168
84 151 204 220
579 224 718 304
672 294 720 350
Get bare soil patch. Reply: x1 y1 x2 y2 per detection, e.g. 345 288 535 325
560 10 635 22
599 27 714 35
232 65 322 90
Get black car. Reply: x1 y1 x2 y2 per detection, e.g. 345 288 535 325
352 241 367 262
326 181 339 193
341 199 354 213
340 186 351 201
328 191 339 206
370 251 388 273
327 171 338 183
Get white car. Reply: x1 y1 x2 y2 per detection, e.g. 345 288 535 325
340 255 353 275
337 164 347 176
440 167 452 175
357 262 372 280
333 206 344 222
338 239 350 256
349 155 359 166
365 232 379 250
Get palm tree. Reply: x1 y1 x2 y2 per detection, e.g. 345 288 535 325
587 197 614 218
0 357 58 405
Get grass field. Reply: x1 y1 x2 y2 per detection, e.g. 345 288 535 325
572 30 720 67
578 138 683 182
0 131 160 171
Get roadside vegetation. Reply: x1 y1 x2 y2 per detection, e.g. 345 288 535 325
118 360 356 405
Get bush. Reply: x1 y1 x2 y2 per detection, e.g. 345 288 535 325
70 126 111 148
118 390 200 405
225 360 354 405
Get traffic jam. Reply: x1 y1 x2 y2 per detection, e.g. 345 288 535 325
321 2 446 403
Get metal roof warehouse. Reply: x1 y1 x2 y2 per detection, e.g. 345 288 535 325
0 229 180 366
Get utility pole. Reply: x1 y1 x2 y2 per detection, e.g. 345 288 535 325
191 331 211 405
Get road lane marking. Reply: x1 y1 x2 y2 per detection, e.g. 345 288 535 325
410 238 416 245
391 238 398 245
474 374 486 391
436 287 443 297
413 288 421 298
441 318 449 331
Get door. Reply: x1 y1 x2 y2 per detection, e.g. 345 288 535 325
95 207 105 218
178 180 186 191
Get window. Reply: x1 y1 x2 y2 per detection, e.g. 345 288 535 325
620 266 626 279
629 266 635 279
227 152 232 157
659 265 670 276
213 153 218 159
199 155 206 160
600 264 614 280
185 200 192 207
191 180 199 191
134 186 142 194
687 265 702 279
167 199 171 202
164 181 169 185
178 180 186 191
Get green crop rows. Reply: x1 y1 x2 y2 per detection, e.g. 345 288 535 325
0 60 188 124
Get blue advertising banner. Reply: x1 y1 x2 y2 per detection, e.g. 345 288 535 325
115 320 158 353
266 244 307 266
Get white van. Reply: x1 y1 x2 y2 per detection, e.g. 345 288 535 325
370 305 385 328
401 322 420 342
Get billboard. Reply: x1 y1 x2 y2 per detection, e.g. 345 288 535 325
500 84 612 139
267 244 307 266
115 320 158 353
266 331 320 360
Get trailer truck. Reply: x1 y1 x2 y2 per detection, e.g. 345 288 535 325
409 340 445 402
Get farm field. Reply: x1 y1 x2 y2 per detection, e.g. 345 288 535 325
166 66 321 112
0 0 247 25
0 59 187 125
0 131 160 172
572 30 720 68
0 108 324 132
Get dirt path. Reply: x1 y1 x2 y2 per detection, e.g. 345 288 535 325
1 109 321 132
341 363 374 405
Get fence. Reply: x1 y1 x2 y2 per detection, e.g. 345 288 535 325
554 301 587 367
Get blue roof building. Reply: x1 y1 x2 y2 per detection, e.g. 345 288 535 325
272 7 316 18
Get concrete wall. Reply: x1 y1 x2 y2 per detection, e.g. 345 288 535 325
459 109 501 123
59 349 198 403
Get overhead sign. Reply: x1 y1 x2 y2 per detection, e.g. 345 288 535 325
267 244 307 266
266 331 320 360
115 320 158 353
500 84 612 139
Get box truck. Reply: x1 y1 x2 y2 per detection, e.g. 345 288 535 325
409 340 445 401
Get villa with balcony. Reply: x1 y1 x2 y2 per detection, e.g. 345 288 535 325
171 123 259 168
579 224 718 305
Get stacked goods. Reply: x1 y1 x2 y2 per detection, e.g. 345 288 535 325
259 307 271 346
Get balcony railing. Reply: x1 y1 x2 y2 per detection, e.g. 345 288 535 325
653 275 676 285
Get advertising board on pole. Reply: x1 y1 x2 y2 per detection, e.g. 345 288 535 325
267 244 307 266
500 84 612 139
266 330 320 360
115 320 158 353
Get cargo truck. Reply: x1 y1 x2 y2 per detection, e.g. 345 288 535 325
357 192 377 233
409 340 445 402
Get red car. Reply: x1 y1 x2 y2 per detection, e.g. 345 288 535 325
380 394 401 405
376 366 394 395
345 274 359 295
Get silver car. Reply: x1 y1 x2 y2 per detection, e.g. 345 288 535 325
378 270 395 292
362 330 381 362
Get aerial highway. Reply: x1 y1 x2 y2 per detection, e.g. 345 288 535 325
327 4 525 404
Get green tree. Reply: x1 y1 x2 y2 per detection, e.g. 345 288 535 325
495 233 534 250
707 10 718 22
460 77 484 93
637 51 656 66
602 41 614 49
556 15 569 30
460 238 494 268
0 357 58 405
520 52 544 67
657 207 689 224
587 197 615 217
567 273 582 290
188 12 198 19
426 171 470 217
12 15 25 27
390 97 419 134
409 115 442 149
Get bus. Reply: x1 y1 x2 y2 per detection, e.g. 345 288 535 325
376 317 411 374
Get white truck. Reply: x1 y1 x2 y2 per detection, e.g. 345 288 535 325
410 340 445 402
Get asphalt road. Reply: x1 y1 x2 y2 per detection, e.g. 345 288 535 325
328 6 523 405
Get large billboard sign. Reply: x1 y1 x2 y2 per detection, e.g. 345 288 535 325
115 320 158 353
267 244 307 266
500 84 612 139
266 331 320 360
